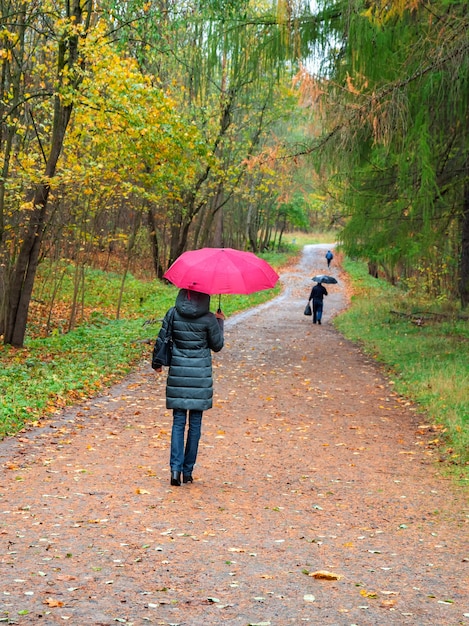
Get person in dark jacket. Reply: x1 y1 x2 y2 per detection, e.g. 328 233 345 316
308 281 328 325
152 289 224 486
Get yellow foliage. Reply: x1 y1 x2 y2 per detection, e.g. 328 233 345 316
0 48 12 61
362 0 422 25
19 201 35 212
56 21 207 205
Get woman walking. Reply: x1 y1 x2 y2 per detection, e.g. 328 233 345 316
152 289 224 486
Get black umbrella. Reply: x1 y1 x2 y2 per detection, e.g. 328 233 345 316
312 274 338 284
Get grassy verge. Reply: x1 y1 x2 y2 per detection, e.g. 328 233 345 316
333 259 469 478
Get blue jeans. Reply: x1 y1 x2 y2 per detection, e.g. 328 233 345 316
312 299 323 323
170 409 203 475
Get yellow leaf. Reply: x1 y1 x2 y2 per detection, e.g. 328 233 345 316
310 570 342 580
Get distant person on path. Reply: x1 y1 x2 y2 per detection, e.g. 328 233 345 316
152 289 225 486
309 281 328 325
325 250 334 268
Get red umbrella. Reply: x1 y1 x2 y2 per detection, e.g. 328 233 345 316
163 247 279 295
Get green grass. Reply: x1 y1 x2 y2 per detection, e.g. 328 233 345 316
0 319 146 434
333 259 469 473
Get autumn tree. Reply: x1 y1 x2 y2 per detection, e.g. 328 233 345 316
0 0 95 346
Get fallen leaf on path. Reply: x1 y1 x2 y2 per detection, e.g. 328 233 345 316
309 570 342 580
43 598 64 607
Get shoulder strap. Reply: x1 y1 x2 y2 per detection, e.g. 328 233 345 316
167 306 175 331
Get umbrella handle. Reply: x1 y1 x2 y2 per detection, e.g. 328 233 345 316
217 294 221 313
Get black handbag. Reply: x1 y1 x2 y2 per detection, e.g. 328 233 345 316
304 302 312 316
152 307 175 367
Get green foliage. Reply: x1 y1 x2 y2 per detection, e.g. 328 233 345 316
277 195 310 230
334 258 469 468
308 0 469 305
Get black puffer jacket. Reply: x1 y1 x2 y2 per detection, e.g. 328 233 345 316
160 289 224 411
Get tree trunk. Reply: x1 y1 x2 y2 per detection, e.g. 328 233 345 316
3 0 92 346
460 183 469 309
168 194 199 266
147 207 165 278
4 100 73 346
368 262 379 278
4 184 50 346
211 185 225 247
116 211 140 319
68 262 85 332
0 4 28 336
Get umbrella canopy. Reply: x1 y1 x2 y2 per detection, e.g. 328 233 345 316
312 274 338 284
163 247 279 295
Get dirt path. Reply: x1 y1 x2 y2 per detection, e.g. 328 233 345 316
0 245 468 626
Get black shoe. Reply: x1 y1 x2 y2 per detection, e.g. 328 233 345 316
318 320 321 324
183 474 193 484
170 471 181 486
